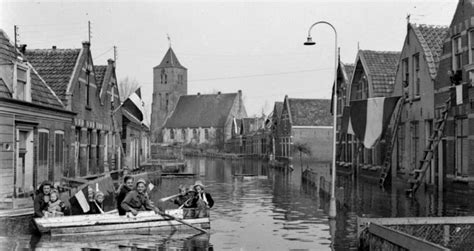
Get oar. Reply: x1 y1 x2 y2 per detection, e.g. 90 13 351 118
159 193 180 202
158 211 209 234
178 198 192 209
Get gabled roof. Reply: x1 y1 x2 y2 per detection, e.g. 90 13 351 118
0 30 65 109
287 98 332 126
273 102 283 119
94 65 107 89
164 93 238 128
359 50 400 97
154 47 186 69
25 48 81 103
411 23 448 80
343 63 355 83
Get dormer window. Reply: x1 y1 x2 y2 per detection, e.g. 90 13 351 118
14 63 31 102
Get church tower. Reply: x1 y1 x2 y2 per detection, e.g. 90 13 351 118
150 47 187 142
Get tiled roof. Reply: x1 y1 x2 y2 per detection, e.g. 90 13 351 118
411 24 448 80
0 30 64 109
25 48 80 103
154 47 186 69
94 65 107 88
360 50 400 97
164 93 238 128
287 98 332 126
343 63 355 83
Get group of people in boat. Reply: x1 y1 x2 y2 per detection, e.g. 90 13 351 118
34 175 213 219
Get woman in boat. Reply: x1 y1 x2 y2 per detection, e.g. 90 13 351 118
34 181 52 218
192 181 214 218
115 175 134 215
43 189 67 217
173 184 190 207
121 178 162 216
89 191 105 214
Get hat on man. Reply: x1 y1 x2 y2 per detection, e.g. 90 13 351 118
95 191 104 200
193 180 205 189
136 178 147 187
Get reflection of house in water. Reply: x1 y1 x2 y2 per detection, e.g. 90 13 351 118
0 30 74 209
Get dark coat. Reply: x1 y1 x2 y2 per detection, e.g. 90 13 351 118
120 191 156 212
116 184 132 215
33 193 48 218
88 201 104 214
191 192 214 208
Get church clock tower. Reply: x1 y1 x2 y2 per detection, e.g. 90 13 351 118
150 47 187 142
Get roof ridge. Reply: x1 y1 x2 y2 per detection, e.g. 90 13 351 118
360 49 401 54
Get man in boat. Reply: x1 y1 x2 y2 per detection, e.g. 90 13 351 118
121 178 162 216
115 175 134 215
34 181 52 218
192 181 214 218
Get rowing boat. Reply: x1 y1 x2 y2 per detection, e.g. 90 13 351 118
33 209 210 236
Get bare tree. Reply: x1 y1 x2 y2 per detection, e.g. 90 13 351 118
118 77 140 102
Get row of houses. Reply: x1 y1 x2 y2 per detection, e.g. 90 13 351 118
0 30 149 209
225 96 333 164
336 0 474 188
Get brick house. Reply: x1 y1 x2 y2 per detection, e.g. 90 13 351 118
0 30 74 208
346 50 400 171
276 96 333 162
162 91 247 149
335 61 355 166
26 42 122 178
392 24 448 183
434 0 474 181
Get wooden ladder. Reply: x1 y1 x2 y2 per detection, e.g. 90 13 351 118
406 97 452 195
378 97 405 187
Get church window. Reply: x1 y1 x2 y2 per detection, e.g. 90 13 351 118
165 93 169 111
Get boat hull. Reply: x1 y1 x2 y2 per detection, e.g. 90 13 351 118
34 209 210 236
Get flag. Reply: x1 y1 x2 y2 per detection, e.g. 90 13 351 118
123 88 145 122
340 106 353 134
349 96 400 148
69 186 90 214
450 84 469 105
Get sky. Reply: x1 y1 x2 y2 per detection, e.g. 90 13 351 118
0 0 458 123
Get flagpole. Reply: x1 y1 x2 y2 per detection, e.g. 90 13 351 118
304 21 338 219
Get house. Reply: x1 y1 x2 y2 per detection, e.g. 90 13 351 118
276 96 333 162
240 116 267 156
434 0 474 182
0 30 75 209
150 47 187 142
121 89 150 170
335 61 355 165
269 101 283 158
162 91 247 149
392 23 448 183
26 42 122 178
346 50 400 171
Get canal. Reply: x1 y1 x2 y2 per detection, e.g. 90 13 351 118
2 157 474 250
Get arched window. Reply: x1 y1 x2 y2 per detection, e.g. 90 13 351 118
165 93 169 111
164 74 168 84
170 129 175 140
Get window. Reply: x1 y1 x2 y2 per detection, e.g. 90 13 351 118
54 131 64 180
160 74 164 84
470 30 474 64
110 85 115 107
87 129 92 174
85 65 91 107
38 130 49 182
453 36 462 71
204 129 209 140
193 129 198 139
455 117 468 176
410 121 419 168
402 58 409 88
15 64 30 101
182 129 186 140
164 74 168 84
165 93 169 111
397 123 405 170
170 129 175 140
96 131 101 167
413 54 420 97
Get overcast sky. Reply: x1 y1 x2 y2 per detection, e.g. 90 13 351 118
1 0 457 122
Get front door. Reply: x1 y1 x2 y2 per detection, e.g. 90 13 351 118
15 128 34 197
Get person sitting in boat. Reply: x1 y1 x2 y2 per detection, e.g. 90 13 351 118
115 175 134 216
89 191 105 214
173 184 191 207
34 181 53 218
43 189 67 217
192 181 214 218
121 178 162 216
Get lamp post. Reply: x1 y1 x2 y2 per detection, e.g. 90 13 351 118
304 21 338 219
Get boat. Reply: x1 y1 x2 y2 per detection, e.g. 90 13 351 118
33 209 210 236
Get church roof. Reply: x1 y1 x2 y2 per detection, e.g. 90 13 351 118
154 47 186 69
164 92 238 128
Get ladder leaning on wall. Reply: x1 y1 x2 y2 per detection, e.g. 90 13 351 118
405 97 452 195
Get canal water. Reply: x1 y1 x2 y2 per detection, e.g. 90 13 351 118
2 157 474 250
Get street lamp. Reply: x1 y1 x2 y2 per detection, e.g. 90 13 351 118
304 21 338 219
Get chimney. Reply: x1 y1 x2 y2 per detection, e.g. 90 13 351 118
19 44 27 54
107 58 115 66
52 45 56 50
217 91 221 95
197 92 200 96
82 41 91 49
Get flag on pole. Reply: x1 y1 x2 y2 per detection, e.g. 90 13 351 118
349 96 400 148
123 88 145 121
69 186 91 213
340 106 354 135
450 84 469 105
